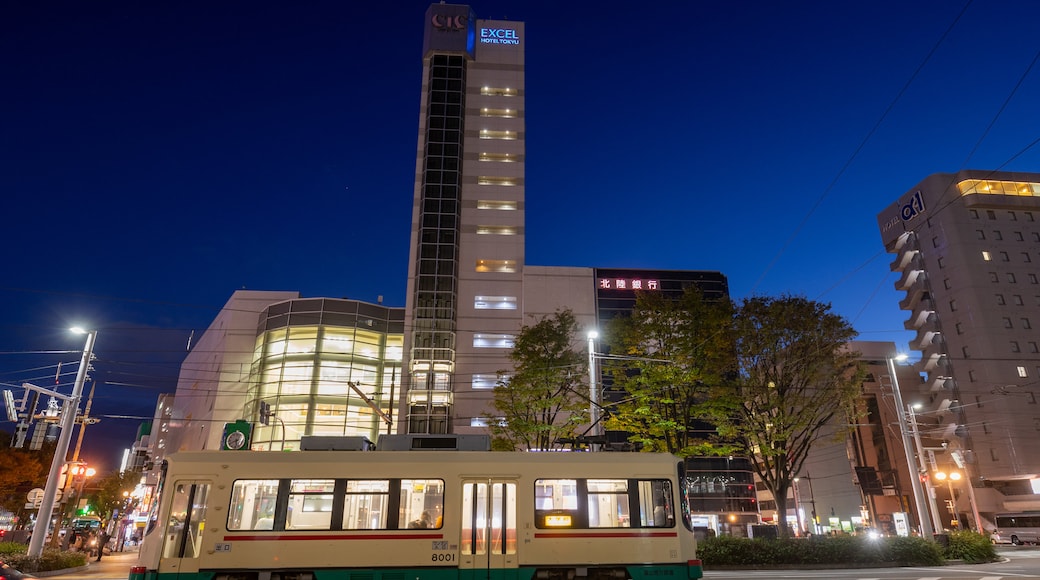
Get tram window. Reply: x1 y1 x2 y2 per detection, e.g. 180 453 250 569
228 480 280 531
587 479 630 528
343 480 390 530
638 480 674 528
286 479 335 530
399 479 445 529
535 479 578 510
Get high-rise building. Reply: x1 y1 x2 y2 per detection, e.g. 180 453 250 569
879 170 1040 525
403 4 525 434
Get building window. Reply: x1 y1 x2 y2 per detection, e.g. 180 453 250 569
950 299 958 311
996 294 1006 305
969 370 977 382
1030 342 1039 353
1011 341 1021 353
480 107 516 118
1034 233 1040 242
990 272 1000 283
479 129 517 140
1020 366 1030 378
970 209 979 219
474 295 517 310
1014 294 1024 305
1023 318 1033 330
473 333 516 348
478 152 519 163
472 374 499 389
477 177 517 186
475 259 517 273
1024 253 1033 263
955 322 964 335
1001 251 1010 262
1003 317 1013 328
1029 274 1038 284
475 225 517 235
1009 273 1018 283
987 210 997 219
477 200 517 210
981 252 991 262
480 86 517 97
944 278 952 289
1027 212 1035 221
1015 232 1025 241
976 230 986 240
962 346 970 358
933 236 940 248
1009 211 1018 221
994 230 1003 240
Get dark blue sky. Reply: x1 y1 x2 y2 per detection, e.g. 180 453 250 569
3 1 1040 472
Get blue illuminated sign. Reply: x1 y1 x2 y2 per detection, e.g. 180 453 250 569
480 28 519 45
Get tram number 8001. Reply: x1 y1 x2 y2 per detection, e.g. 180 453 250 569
432 553 456 562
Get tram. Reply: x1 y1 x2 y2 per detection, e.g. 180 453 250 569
130 436 703 580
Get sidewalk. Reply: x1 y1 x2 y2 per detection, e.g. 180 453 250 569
35 548 140 579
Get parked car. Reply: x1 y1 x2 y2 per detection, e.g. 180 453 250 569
0 560 34 580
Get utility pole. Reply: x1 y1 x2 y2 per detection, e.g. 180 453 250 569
49 381 99 548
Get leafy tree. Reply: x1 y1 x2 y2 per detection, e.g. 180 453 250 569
0 431 49 515
604 287 735 457
89 468 143 523
712 295 864 538
485 309 590 451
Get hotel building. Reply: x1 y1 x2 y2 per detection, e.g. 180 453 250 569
879 169 1040 526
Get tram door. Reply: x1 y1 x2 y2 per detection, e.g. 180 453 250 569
157 481 211 580
459 480 517 580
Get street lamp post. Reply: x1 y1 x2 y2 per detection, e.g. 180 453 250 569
587 331 601 451
907 403 944 533
887 354 934 539
799 474 819 535
934 470 961 529
28 328 96 557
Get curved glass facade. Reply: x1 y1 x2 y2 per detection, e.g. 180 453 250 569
249 298 404 449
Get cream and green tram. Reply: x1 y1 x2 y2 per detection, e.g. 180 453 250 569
131 444 703 580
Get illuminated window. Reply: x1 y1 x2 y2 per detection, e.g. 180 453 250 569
476 259 517 273
474 295 517 309
982 251 991 261
479 152 519 162
477 200 517 210
477 177 516 186
472 374 499 389
286 479 335 530
228 480 280 531
480 108 516 118
473 334 515 348
479 129 516 140
476 225 517 235
1019 366 1029 378
481 86 517 97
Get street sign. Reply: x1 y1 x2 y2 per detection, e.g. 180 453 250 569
26 488 61 508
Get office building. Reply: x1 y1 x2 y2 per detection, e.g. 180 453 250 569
879 169 1040 526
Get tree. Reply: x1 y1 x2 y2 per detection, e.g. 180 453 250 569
605 287 735 457
485 309 590 451
0 431 49 515
712 295 864 538
89 468 143 523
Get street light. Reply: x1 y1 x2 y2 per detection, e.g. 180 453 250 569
907 402 944 534
28 327 96 557
587 330 602 451
933 470 961 530
887 353 934 539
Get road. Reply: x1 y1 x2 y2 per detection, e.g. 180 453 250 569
38 545 1040 580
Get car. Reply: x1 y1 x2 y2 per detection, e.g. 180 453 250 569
0 560 34 580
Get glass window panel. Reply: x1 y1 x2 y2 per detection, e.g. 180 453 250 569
343 480 390 530
228 479 280 531
286 479 335 530
638 480 674 528
400 479 445 529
